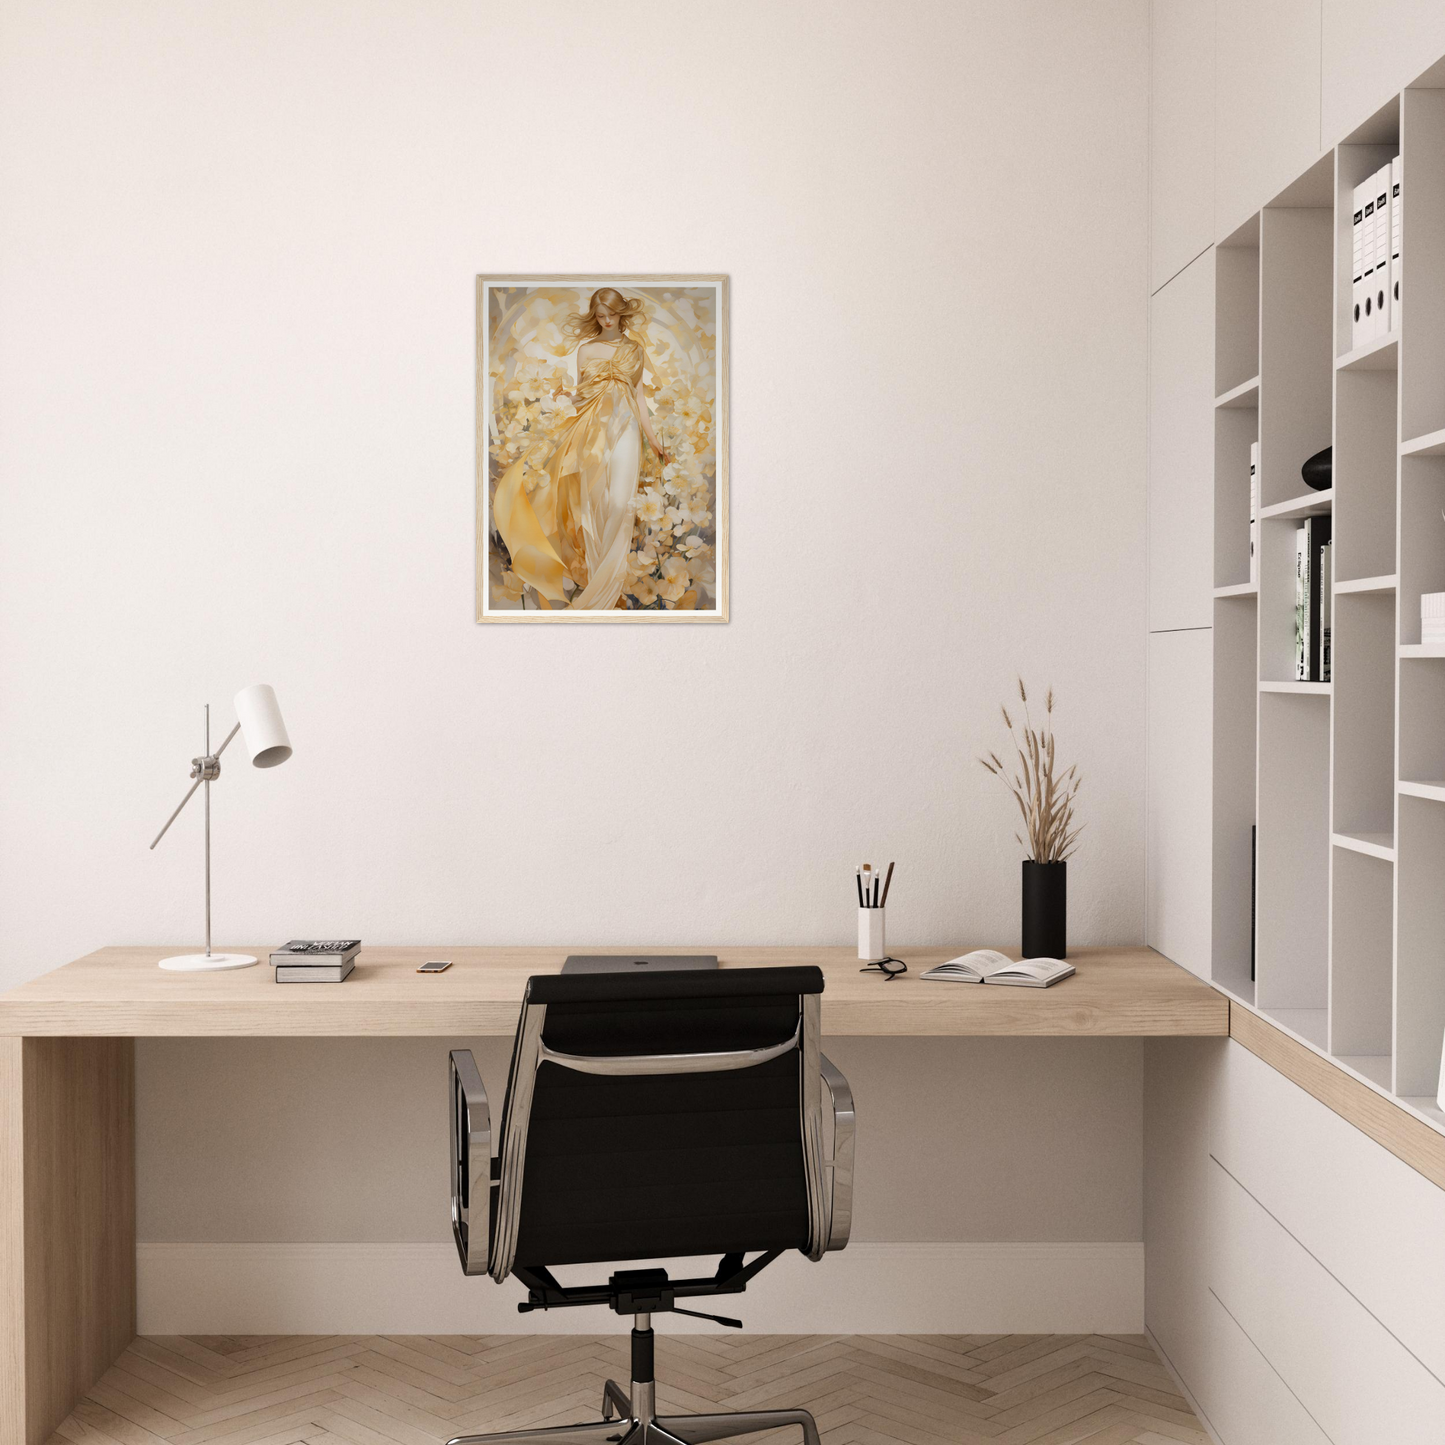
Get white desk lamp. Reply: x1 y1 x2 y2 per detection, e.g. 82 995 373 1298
149 684 292 972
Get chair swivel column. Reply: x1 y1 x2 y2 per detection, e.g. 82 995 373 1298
631 1312 655 1425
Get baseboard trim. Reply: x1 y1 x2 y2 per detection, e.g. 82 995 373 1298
137 1241 1143 1335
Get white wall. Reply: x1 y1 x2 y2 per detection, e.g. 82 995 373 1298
0 0 1152 1324
0 0 1149 982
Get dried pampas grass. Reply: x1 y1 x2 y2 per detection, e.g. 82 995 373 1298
980 678 1083 863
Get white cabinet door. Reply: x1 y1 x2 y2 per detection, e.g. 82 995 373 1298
1214 1039 1445 1384
1147 629 1213 978
1151 0 1215 292
1211 1156 1445 1443
1322 0 1445 145
1215 0 1323 237
1149 251 1215 632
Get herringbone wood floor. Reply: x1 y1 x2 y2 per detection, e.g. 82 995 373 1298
49 1334 1209 1445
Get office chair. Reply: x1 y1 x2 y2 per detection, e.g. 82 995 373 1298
446 966 855 1445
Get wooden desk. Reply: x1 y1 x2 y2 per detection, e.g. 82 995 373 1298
0 944 1223 1445
0 943 1225 1038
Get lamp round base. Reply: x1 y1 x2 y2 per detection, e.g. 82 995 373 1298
158 952 258 972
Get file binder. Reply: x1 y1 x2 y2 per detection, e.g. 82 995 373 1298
1373 165 1391 341
1391 154 1402 332
1346 180 1358 349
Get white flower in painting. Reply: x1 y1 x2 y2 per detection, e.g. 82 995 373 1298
656 556 691 602
636 489 667 526
629 574 658 606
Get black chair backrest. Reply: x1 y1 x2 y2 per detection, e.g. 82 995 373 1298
498 966 824 1270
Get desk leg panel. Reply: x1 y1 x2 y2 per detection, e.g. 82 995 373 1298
0 1037 136 1445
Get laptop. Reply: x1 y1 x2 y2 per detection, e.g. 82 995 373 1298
561 954 719 974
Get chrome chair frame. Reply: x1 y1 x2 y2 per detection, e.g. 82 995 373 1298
446 985 854 1445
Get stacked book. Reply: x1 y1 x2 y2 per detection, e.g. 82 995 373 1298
1294 518 1332 682
270 939 361 982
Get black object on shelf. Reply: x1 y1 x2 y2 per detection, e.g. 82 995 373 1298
1250 824 1257 983
1301 445 1332 491
1022 860 1066 959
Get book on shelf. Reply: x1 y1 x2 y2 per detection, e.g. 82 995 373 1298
270 939 361 966
1293 518 1332 681
1249 441 1259 584
920 950 1074 988
1320 538 1332 682
276 958 355 984
1295 526 1308 679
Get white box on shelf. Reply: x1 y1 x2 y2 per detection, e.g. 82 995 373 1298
1421 594 1445 639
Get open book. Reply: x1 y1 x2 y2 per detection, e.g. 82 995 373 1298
920 950 1075 988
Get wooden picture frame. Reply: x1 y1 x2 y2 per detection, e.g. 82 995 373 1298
476 274 729 622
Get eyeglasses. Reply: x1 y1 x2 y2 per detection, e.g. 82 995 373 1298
859 956 908 981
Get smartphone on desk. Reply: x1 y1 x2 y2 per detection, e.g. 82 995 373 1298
417 959 452 973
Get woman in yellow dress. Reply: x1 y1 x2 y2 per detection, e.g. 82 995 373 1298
493 289 670 610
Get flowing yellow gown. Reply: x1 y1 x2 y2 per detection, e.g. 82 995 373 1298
492 336 648 610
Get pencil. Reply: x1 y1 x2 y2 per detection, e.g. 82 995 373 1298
855 869 865 908
880 860 895 907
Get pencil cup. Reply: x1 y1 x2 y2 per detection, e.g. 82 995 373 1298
858 907 886 962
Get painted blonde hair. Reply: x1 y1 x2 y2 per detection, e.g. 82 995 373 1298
567 287 646 343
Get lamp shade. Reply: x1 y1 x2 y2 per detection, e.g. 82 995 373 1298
233 684 292 768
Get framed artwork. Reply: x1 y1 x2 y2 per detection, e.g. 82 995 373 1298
476 274 728 622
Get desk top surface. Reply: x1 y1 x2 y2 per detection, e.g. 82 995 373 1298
0 944 1227 1037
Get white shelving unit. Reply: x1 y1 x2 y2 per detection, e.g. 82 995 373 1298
1212 77 1445 1133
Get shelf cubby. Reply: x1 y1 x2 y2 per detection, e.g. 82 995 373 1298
1334 370 1397 581
1399 653 1445 785
1214 403 1257 589
1398 454 1445 644
1332 592 1396 837
1329 847 1393 1067
1215 216 1260 398
1401 86 1445 444
1259 182 1332 511
1255 692 1330 1017
1211 593 1259 1003
1396 795 1445 1097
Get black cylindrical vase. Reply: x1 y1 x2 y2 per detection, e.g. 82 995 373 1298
1022 860 1067 958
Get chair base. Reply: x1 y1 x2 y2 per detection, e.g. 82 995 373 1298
446 1380 821 1445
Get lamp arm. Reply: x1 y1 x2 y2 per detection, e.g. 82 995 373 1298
213 721 242 759
149 777 203 850
148 722 241 850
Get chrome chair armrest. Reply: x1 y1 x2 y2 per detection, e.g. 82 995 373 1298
450 1049 492 1276
819 1052 854 1251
